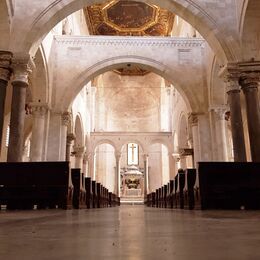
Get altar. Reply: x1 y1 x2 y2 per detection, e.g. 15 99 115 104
120 165 144 200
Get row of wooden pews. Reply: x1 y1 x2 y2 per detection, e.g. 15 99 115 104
146 168 200 210
147 162 260 210
0 162 120 210
72 169 120 209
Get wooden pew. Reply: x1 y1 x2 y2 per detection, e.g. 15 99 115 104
198 162 260 210
163 184 167 208
152 192 156 207
183 169 197 210
85 177 93 208
71 168 86 209
96 183 101 208
92 181 97 208
156 189 159 208
0 162 72 210
167 180 174 208
175 169 185 209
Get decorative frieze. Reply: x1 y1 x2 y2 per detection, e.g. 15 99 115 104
54 35 205 48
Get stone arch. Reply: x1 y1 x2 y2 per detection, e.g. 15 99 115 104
18 0 234 63
61 56 195 112
240 0 260 61
149 138 172 154
31 45 50 103
209 55 226 107
93 139 117 154
94 142 116 191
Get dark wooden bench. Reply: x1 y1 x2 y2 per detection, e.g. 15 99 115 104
71 168 86 209
175 170 185 209
198 162 260 210
85 177 93 208
183 168 197 210
0 162 72 210
167 180 174 208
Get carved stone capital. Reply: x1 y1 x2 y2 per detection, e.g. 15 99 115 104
239 72 260 91
0 51 13 81
11 53 34 86
188 113 199 126
210 106 228 121
67 133 76 144
83 153 88 164
30 103 49 117
219 63 241 93
61 112 71 126
73 146 85 157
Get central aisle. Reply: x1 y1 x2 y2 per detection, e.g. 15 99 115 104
0 206 260 259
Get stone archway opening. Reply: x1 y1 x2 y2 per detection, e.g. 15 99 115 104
94 143 116 193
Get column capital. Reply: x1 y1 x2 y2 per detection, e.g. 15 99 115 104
239 72 260 91
67 133 76 144
210 106 229 121
73 146 85 158
219 63 241 93
11 54 34 86
83 152 88 163
30 102 49 117
61 111 71 126
188 112 199 126
0 51 13 82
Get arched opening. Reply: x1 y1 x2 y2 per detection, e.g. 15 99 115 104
16 0 232 63
148 143 169 193
94 143 116 193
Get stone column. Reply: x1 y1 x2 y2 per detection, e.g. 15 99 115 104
74 146 85 170
30 103 49 161
240 74 260 162
82 153 88 176
143 154 149 195
226 77 247 162
168 153 176 179
91 86 97 131
65 133 75 161
7 55 32 162
115 152 121 196
188 113 200 168
87 152 95 179
60 112 71 161
213 107 228 161
0 51 12 150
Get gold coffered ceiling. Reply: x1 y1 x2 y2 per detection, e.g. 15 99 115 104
84 0 174 75
84 0 174 36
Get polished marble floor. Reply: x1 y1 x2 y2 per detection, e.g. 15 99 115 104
0 206 260 260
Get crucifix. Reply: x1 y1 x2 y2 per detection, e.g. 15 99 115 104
128 143 138 165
